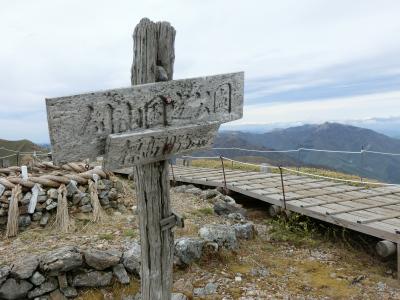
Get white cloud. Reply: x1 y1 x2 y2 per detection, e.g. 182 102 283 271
229 90 400 126
1 0 400 141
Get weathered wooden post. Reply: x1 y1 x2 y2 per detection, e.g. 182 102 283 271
46 17 243 300
130 18 175 299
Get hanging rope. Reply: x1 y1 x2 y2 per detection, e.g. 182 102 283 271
6 185 21 238
55 184 71 233
89 179 105 223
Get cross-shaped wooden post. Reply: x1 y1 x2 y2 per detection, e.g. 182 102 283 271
46 18 244 300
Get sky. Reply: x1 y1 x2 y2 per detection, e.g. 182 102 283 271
1 0 400 142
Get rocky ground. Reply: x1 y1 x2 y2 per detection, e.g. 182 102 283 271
1 176 400 299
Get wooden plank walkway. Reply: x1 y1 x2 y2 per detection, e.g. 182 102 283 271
169 165 400 245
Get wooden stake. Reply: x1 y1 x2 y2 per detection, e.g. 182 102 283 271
131 18 175 300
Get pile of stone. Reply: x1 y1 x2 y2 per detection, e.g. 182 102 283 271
0 244 140 300
0 177 130 231
0 219 255 300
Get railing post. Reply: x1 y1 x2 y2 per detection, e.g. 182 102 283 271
16 151 20 166
360 146 365 183
279 166 287 210
169 160 176 186
220 155 228 194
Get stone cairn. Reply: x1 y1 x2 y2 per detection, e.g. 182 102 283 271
0 160 129 235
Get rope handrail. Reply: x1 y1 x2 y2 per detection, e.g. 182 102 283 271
0 147 48 155
211 147 400 156
0 153 17 160
179 154 400 187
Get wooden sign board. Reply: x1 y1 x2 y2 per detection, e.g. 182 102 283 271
104 122 220 169
46 72 244 165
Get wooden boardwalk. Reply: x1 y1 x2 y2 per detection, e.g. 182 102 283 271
170 165 400 246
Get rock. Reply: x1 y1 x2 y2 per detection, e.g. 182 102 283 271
0 278 33 300
60 286 77 298
235 276 242 282
109 201 118 209
49 289 67 300
112 264 130 284
0 216 7 225
22 192 32 205
114 181 124 193
99 197 110 206
118 204 127 213
232 222 255 239
46 202 58 211
40 246 83 276
0 208 6 217
98 179 113 191
223 195 236 204
80 195 90 206
108 188 118 201
46 199 53 206
213 200 245 216
193 282 218 297
122 242 141 275
185 187 202 195
0 266 10 285
201 189 220 200
72 270 112 287
79 204 92 213
47 189 58 200
250 267 269 277
30 271 46 286
28 278 58 298
37 195 47 203
227 212 245 222
72 193 84 205
199 224 238 250
57 274 67 289
10 255 39 279
84 249 122 270
18 215 32 228
40 212 50 227
32 212 43 221
174 237 204 265
171 293 188 300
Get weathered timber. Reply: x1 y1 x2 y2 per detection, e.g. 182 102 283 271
376 240 397 258
131 18 175 300
104 122 220 169
46 72 243 165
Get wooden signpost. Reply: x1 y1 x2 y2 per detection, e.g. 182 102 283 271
46 18 244 300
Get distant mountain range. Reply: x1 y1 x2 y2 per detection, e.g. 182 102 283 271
199 122 400 183
0 139 47 166
222 116 400 138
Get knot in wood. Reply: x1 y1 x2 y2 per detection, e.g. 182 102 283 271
162 143 174 155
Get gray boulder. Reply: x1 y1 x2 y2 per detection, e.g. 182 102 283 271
193 282 218 297
40 246 83 276
40 213 50 227
171 293 188 300
199 224 238 250
22 192 32 205
0 265 10 285
72 270 112 287
27 278 58 298
79 204 92 213
122 242 141 275
32 212 43 222
30 271 46 286
233 222 255 239
185 187 202 195
10 255 39 279
0 278 33 300
174 238 204 265
18 215 32 227
112 264 130 284
47 189 58 200
213 200 245 216
201 189 220 200
60 286 78 298
84 249 122 270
